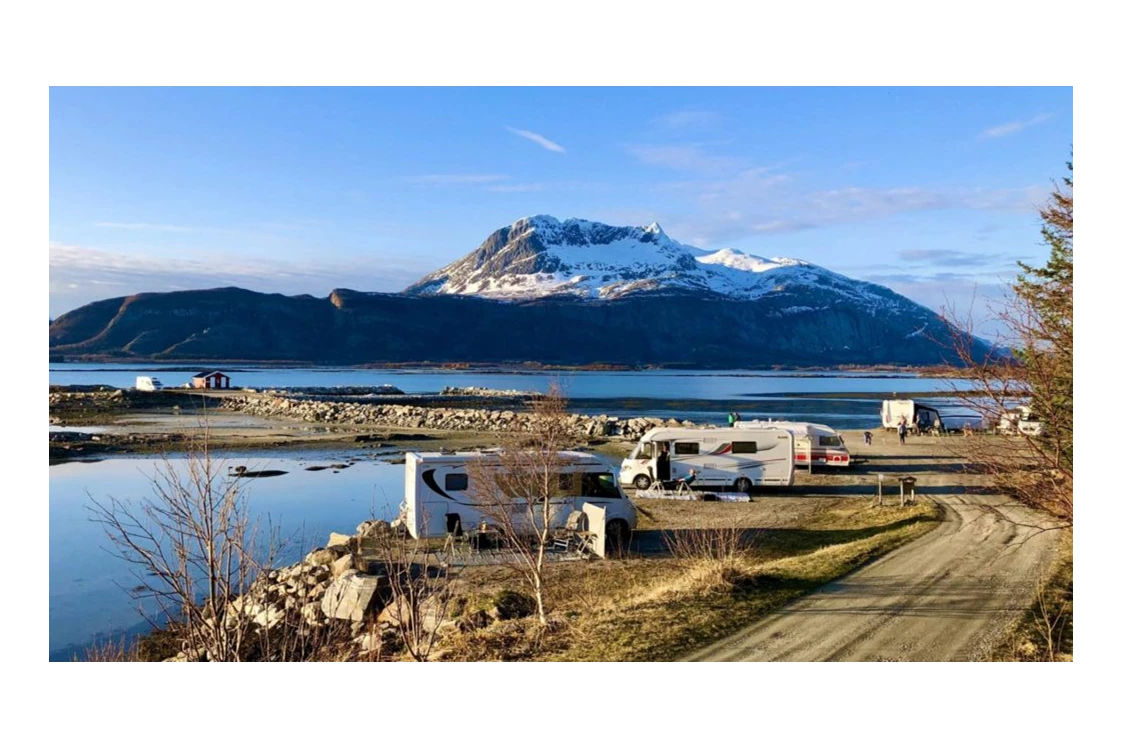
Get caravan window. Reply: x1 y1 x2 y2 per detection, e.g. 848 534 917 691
732 441 757 454
819 436 841 447
444 473 469 491
674 442 699 455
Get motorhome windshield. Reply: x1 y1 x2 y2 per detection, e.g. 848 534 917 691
629 443 653 460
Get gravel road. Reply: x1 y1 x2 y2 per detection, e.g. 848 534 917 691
683 474 1063 661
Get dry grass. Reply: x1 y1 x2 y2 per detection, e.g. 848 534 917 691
434 497 941 661
990 529 1073 662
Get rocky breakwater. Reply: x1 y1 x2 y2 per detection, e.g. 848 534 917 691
439 386 531 397
223 394 695 439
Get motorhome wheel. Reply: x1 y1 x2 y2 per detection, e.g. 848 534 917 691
633 474 652 490
734 477 752 494
606 519 631 555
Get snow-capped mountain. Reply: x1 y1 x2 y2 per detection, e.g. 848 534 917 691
403 215 905 313
51 214 985 367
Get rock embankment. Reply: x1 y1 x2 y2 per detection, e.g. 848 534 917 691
261 385 405 396
161 520 537 662
222 394 695 439
439 386 531 397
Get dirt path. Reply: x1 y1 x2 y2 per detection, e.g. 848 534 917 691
682 477 1063 661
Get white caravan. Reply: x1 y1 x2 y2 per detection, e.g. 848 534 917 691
619 427 794 492
737 420 851 468
881 399 941 432
401 450 637 543
998 405 1044 437
135 376 164 391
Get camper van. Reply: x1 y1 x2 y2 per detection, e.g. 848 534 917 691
135 376 164 392
401 450 637 544
737 420 851 468
999 405 1044 437
881 399 941 433
619 427 795 492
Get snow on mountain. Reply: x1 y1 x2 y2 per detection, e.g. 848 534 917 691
403 215 904 311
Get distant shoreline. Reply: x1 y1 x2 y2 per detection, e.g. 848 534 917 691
49 359 964 378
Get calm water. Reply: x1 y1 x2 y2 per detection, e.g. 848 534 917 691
49 364 962 398
50 365 973 430
49 449 408 660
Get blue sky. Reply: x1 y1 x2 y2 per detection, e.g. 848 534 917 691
49 87 1072 335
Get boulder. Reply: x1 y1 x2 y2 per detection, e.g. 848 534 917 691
326 532 353 550
320 571 386 621
331 553 355 578
304 548 335 566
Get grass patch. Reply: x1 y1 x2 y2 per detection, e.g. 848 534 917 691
436 498 941 661
989 529 1072 662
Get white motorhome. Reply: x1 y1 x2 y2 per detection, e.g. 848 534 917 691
401 450 637 546
737 420 851 468
619 427 794 492
999 405 1044 437
135 376 164 392
881 399 941 432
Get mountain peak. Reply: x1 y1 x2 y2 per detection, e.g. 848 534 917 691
402 215 894 311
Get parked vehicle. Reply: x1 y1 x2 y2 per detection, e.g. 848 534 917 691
881 399 942 432
737 420 851 467
998 405 1044 437
135 376 164 391
619 427 794 493
400 451 637 545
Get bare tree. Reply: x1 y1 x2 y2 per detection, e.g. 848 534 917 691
465 383 581 626
940 160 1073 524
367 526 457 662
88 429 279 661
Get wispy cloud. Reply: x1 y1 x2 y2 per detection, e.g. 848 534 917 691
505 127 566 153
629 144 738 174
94 222 196 232
897 249 996 267
484 183 547 193
651 110 721 129
979 113 1051 139
404 174 510 185
748 219 817 234
49 242 434 317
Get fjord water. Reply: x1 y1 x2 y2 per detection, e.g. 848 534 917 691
49 450 407 661
49 365 973 430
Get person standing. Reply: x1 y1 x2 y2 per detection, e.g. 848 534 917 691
898 417 907 446
728 411 736 426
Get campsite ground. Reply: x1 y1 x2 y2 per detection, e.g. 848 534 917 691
50 390 1070 661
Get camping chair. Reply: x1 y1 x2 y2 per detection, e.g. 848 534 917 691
551 510 593 555
660 470 700 499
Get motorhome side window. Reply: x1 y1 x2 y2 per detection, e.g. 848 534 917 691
819 436 841 447
444 473 468 491
674 442 699 455
731 441 757 454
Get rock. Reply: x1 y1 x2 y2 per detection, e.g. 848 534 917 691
331 553 354 578
320 571 386 621
253 606 284 629
304 548 335 566
326 532 353 550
